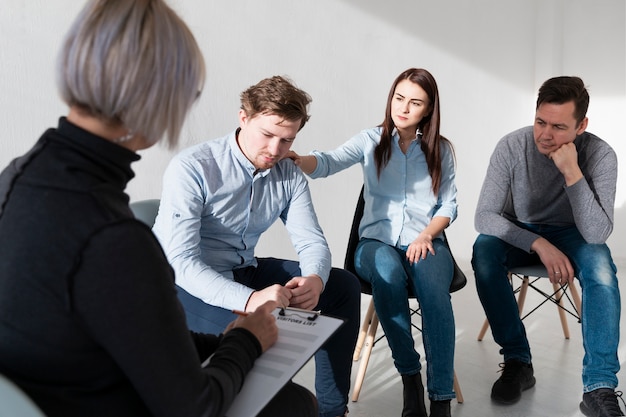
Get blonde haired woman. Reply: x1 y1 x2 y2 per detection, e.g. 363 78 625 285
0 1 315 416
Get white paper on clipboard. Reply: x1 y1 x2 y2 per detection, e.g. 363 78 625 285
223 307 344 417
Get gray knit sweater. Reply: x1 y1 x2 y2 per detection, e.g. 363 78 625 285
475 126 617 252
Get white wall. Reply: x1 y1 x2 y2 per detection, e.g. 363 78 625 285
1 0 624 264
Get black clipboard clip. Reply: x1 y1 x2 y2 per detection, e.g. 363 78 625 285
278 306 322 321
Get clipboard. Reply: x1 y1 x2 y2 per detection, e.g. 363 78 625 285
223 307 345 417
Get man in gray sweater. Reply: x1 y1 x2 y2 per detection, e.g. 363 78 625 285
472 76 622 417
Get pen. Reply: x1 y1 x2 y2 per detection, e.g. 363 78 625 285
232 309 249 317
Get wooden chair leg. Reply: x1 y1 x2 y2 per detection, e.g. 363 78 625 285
553 283 571 339
477 319 490 341
453 371 464 403
351 308 379 402
478 274 529 340
353 299 376 361
517 276 529 315
352 299 465 404
482 275 583 340
569 281 582 319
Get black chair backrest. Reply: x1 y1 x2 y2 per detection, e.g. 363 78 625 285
344 186 466 293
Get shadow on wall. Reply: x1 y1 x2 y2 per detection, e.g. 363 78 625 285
337 0 625 97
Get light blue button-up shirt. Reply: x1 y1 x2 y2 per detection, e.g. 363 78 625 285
310 127 457 246
153 130 331 311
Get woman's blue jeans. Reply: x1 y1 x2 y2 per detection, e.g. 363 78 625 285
354 238 456 401
471 224 620 392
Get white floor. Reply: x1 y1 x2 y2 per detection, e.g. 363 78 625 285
293 261 626 417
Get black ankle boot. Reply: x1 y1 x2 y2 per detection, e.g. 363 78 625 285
430 399 451 417
401 373 427 417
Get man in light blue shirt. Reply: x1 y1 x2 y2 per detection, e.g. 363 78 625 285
153 75 360 417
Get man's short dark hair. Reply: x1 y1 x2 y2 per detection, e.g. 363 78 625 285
536 76 589 125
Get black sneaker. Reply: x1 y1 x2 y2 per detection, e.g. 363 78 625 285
490 359 536 404
580 388 625 416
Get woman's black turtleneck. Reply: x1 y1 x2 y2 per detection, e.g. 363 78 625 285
0 118 261 417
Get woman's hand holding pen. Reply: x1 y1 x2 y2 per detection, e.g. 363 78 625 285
230 301 279 352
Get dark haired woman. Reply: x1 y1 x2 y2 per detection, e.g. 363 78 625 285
290 68 458 416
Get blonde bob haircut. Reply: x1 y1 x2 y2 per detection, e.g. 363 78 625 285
57 0 205 148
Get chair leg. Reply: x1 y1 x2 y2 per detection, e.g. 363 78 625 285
569 280 582 320
353 298 376 361
553 282 571 339
351 304 379 402
477 319 490 341
478 274 529 340
478 271 585 348
517 276 529 315
352 299 465 404
453 371 464 403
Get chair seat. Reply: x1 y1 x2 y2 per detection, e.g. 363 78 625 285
509 264 552 277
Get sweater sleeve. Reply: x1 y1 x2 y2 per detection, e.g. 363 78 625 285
73 220 261 417
475 139 540 252
189 331 222 360
564 142 617 244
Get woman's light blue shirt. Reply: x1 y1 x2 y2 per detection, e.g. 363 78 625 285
310 127 457 246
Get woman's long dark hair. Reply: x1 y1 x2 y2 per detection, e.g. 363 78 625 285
374 68 451 195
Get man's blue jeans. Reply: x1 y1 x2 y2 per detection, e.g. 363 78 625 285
176 257 361 417
354 238 456 401
472 225 620 392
